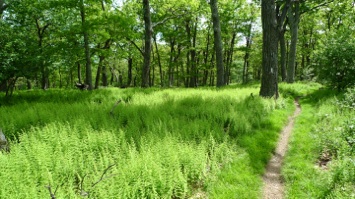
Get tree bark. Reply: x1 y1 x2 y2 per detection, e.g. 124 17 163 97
185 19 198 87
168 39 175 87
280 29 287 81
286 1 300 83
153 35 164 87
185 51 190 87
210 0 225 87
150 47 155 86
94 55 104 89
141 0 152 88
35 19 50 90
191 20 198 87
77 62 82 84
94 39 111 89
225 32 235 85
210 51 215 86
260 0 279 98
243 22 252 84
202 27 211 86
276 1 290 82
127 57 133 87
102 65 108 86
80 0 93 90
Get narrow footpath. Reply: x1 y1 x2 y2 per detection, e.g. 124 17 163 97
262 99 301 199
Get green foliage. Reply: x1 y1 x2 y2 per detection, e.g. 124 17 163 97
283 85 355 198
342 119 355 154
336 87 355 110
315 31 355 90
279 82 323 97
0 86 294 198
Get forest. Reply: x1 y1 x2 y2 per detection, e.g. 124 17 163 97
0 0 354 198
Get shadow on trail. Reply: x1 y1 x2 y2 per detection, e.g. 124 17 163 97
300 88 339 105
280 85 339 106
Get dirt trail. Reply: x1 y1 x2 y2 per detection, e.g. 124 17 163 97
262 99 301 199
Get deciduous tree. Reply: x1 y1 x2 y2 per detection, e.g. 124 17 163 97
260 0 279 98
210 0 224 87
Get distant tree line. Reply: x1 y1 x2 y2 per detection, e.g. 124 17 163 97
0 0 354 97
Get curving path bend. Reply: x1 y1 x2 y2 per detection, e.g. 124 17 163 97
262 99 301 199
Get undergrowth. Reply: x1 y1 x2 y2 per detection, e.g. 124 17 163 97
282 84 355 198
0 86 295 198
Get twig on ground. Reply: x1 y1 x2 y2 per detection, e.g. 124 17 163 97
77 164 117 197
91 164 116 188
110 100 122 117
45 185 56 199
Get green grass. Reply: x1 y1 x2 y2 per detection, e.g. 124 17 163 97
282 84 355 199
0 86 298 198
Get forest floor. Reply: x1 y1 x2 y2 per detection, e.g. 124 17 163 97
262 99 301 199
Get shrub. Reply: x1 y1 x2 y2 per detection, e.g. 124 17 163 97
337 87 355 110
315 32 355 90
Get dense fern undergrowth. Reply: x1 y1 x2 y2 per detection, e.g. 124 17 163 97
0 85 296 198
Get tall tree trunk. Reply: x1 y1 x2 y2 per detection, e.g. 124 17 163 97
185 52 190 87
286 1 300 83
210 0 225 87
59 67 63 88
242 22 252 84
118 70 123 86
153 35 164 87
0 1 8 92
35 19 50 90
77 62 82 84
95 39 111 88
225 32 235 85
150 49 155 87
168 39 175 87
141 0 152 88
260 0 279 98
102 65 108 86
95 55 105 89
127 57 133 87
5 77 17 97
175 44 182 87
191 20 198 87
276 1 290 82
110 68 114 85
27 79 32 90
185 19 198 87
280 30 287 81
210 51 215 86
80 0 93 90
202 27 211 86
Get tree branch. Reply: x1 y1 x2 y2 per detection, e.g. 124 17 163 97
110 100 122 117
41 23 51 36
152 15 176 28
91 164 116 188
45 185 56 199
35 18 51 37
278 0 291 30
126 37 144 56
301 0 335 15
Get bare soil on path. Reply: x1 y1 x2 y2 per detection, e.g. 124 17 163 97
262 99 301 199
